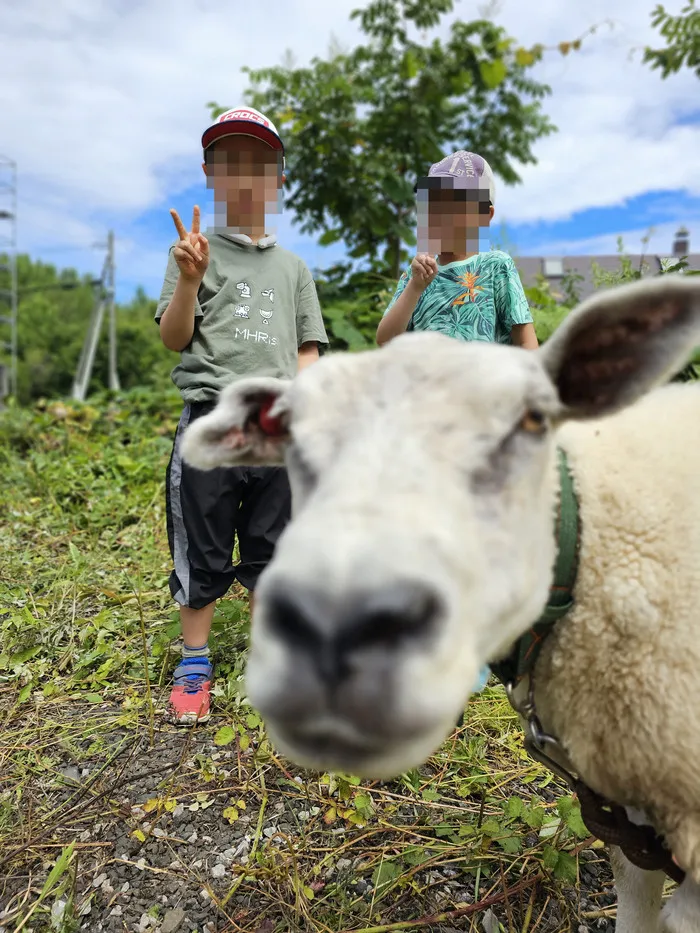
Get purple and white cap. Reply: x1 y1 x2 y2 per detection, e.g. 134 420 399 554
417 150 496 206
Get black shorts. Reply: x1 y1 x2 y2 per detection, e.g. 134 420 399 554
165 401 292 609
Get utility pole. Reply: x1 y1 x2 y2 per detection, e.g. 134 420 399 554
106 230 120 392
71 230 119 401
0 156 18 408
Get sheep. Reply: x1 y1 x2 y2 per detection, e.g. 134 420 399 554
180 275 700 933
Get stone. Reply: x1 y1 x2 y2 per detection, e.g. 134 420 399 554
59 765 80 783
210 863 226 879
161 910 186 933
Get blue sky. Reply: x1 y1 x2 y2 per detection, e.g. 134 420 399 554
2 0 699 305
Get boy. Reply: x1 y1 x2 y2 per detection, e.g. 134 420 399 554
377 150 538 350
377 150 538 700
156 106 328 725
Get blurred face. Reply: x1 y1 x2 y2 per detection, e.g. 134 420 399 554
417 186 494 255
203 136 283 229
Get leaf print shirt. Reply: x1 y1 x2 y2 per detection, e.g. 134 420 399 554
383 250 533 345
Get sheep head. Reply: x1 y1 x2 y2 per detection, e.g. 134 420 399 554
181 276 700 779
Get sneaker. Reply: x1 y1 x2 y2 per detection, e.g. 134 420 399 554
472 665 491 694
455 666 491 729
166 657 213 725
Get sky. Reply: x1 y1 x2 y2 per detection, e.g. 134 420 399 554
1 0 699 304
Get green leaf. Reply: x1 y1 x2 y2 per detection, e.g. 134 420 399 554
542 845 560 872
553 850 578 884
497 835 522 854
40 842 75 899
515 47 536 67
479 58 508 88
505 796 524 819
400 49 420 80
402 845 431 866
213 726 236 746
558 798 589 839
318 228 343 246
223 806 239 823
372 859 402 889
480 819 502 836
523 804 545 829
18 683 32 704
85 693 103 703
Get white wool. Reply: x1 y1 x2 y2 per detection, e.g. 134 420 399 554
536 383 700 881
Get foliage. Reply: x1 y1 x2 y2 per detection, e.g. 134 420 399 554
0 255 174 404
644 0 700 79
316 264 397 350
524 236 700 380
209 0 563 280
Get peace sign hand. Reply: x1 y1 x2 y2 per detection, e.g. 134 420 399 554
170 205 209 283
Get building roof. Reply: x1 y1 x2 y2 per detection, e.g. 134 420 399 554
514 228 699 303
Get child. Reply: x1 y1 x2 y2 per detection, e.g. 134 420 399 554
377 150 538 699
377 150 538 351
156 106 328 725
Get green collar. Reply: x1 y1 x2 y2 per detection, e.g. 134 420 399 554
490 447 581 687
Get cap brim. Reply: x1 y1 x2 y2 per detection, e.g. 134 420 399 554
202 120 284 154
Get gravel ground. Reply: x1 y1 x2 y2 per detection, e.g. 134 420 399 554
0 698 624 933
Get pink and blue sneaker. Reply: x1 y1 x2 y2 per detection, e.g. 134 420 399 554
166 657 213 725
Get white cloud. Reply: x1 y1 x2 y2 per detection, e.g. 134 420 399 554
1 0 699 269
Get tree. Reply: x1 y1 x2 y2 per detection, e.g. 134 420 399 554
0 255 173 403
209 0 561 281
644 1 699 78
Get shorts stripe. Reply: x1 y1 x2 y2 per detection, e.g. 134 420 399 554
169 404 192 606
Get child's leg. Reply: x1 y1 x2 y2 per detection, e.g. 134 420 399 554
235 466 292 614
165 403 243 724
180 603 217 649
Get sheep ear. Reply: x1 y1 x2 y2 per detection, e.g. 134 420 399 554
539 275 700 420
180 377 292 470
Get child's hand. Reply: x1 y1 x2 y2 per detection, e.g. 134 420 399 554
410 253 438 291
170 206 210 282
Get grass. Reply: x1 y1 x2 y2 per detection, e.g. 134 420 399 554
0 390 620 933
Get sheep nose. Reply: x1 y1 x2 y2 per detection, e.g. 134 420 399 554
266 582 442 686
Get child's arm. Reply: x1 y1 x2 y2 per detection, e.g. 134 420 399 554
298 342 319 370
158 207 209 352
376 255 438 346
511 322 539 349
295 264 328 369
496 254 538 351
159 276 202 352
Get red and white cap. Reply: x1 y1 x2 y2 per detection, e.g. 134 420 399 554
202 106 284 155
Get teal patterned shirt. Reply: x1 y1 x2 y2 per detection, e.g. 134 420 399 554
384 250 533 345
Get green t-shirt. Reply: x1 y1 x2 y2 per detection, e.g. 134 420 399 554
155 234 328 403
384 249 533 345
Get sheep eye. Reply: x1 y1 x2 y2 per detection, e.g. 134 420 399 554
519 409 547 435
